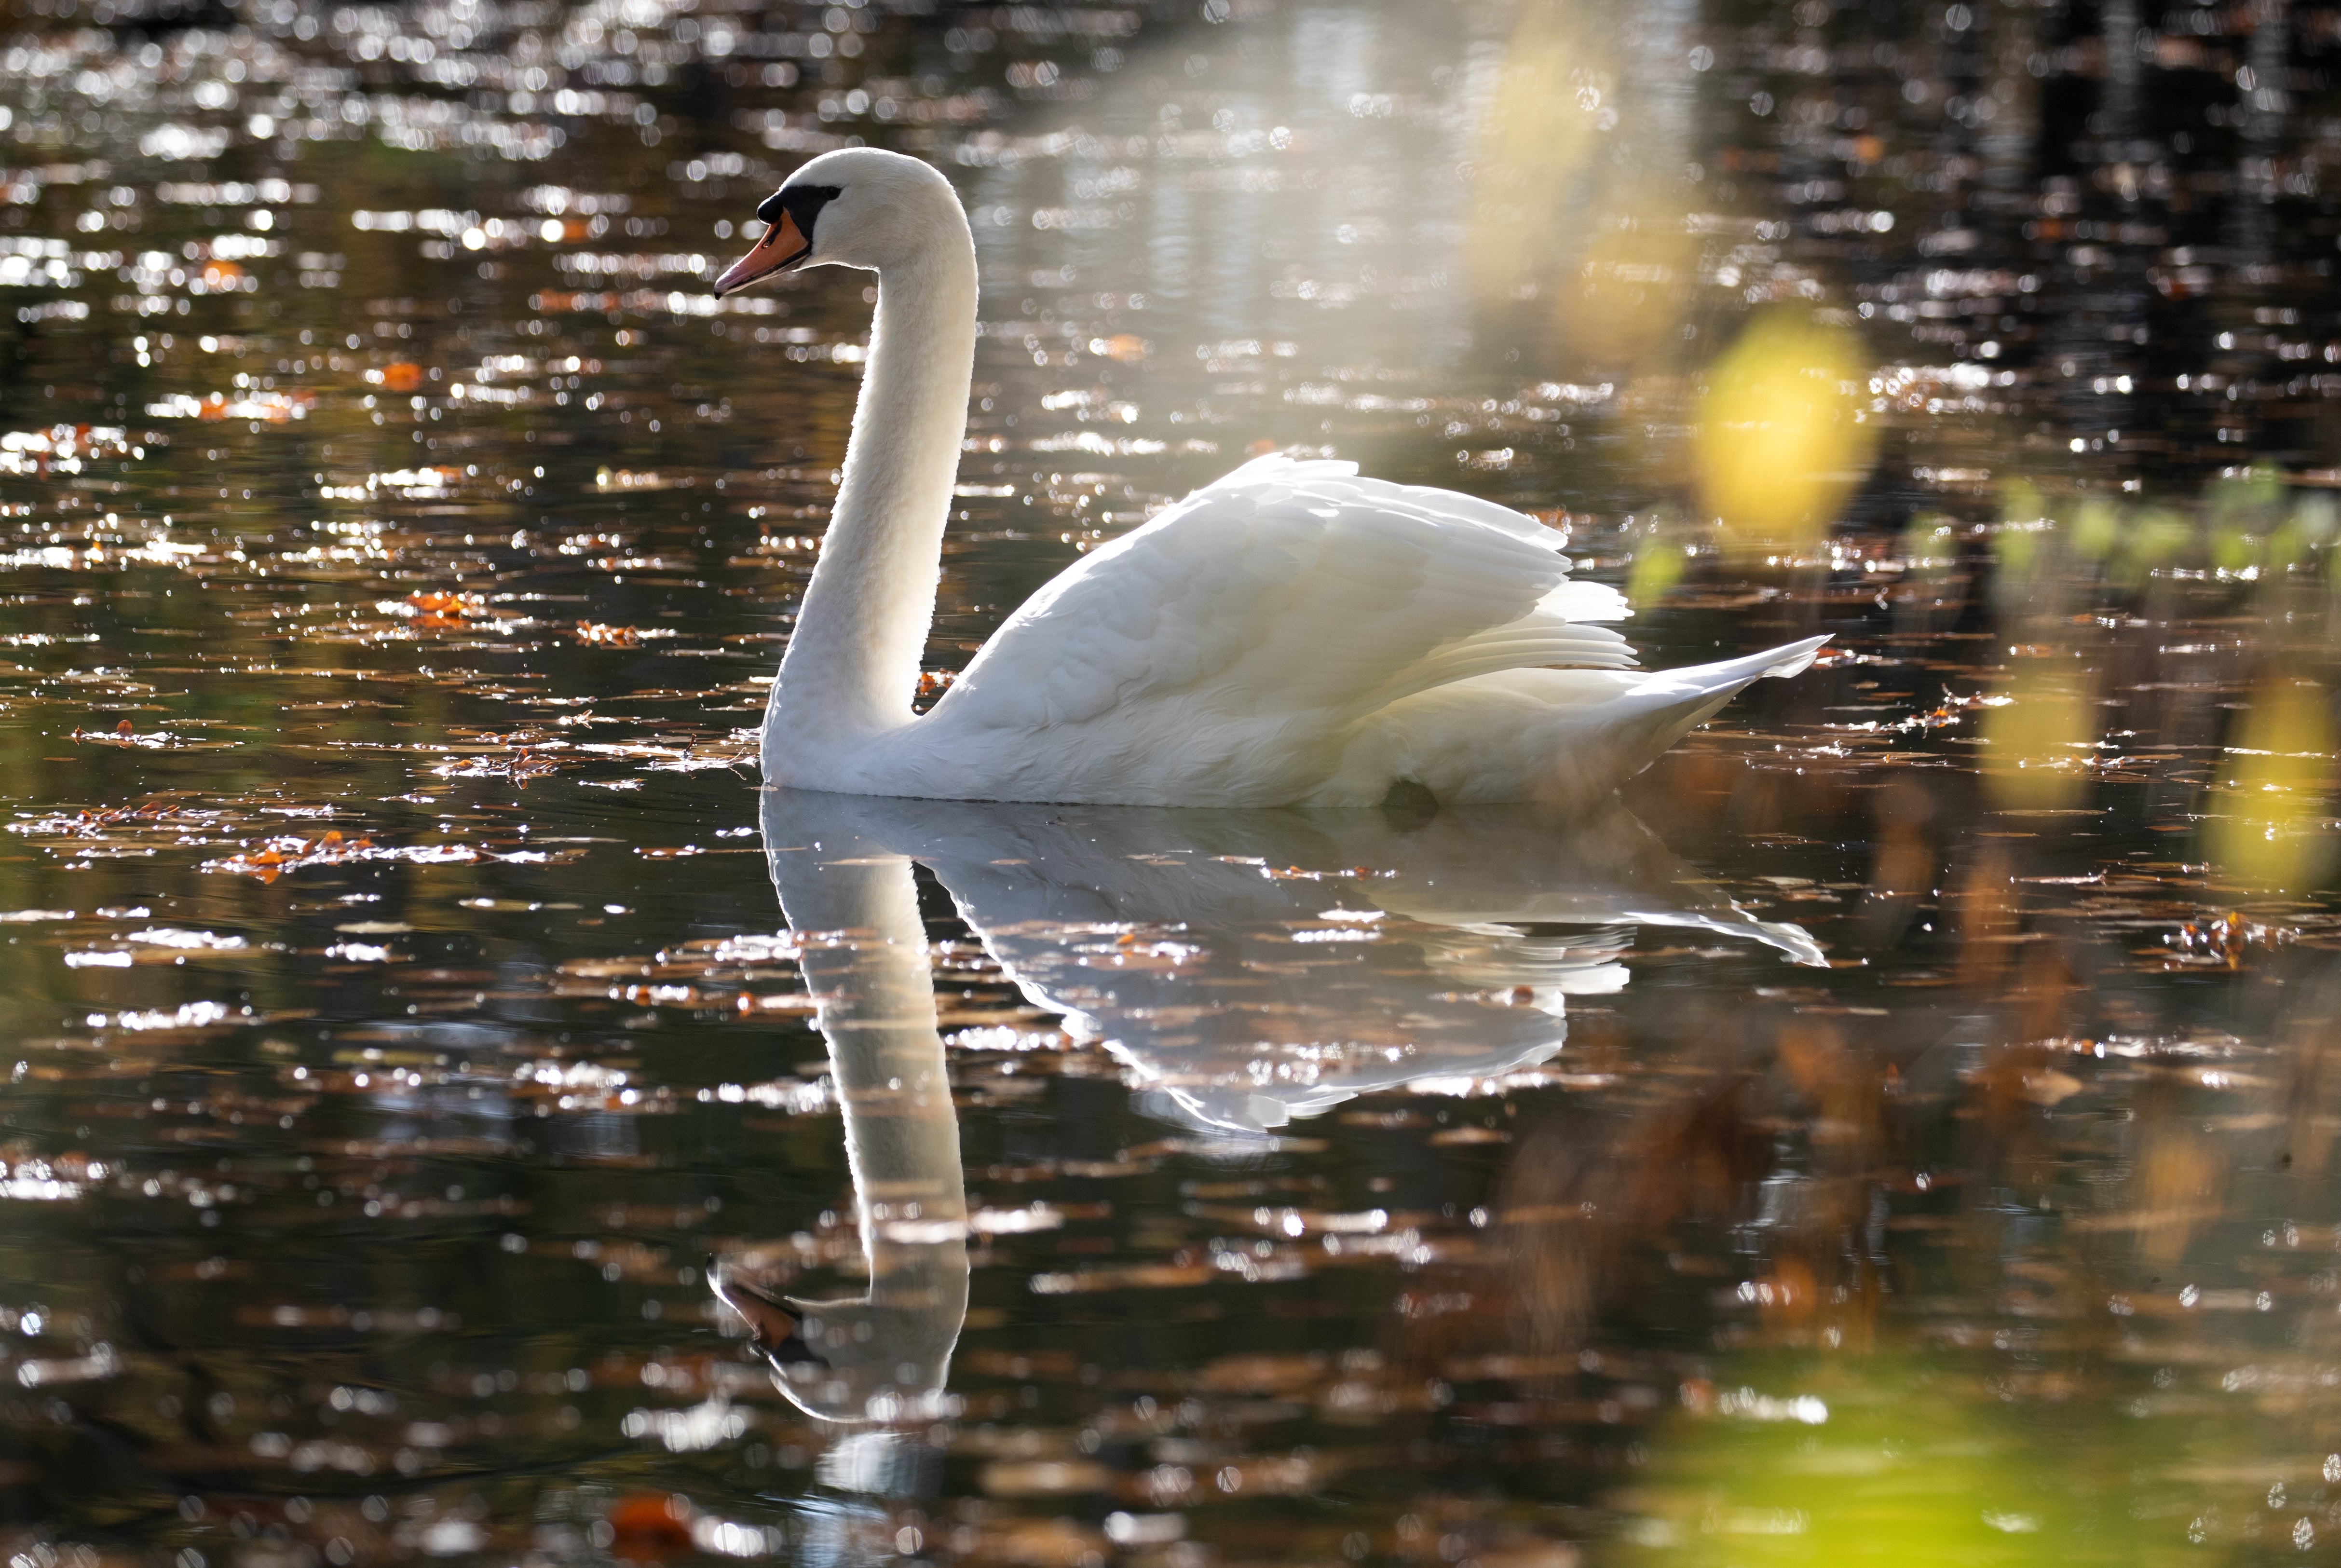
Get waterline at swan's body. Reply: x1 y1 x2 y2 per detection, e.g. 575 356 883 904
714 149 1824 809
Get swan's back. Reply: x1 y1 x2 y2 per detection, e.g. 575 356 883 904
874 455 1640 804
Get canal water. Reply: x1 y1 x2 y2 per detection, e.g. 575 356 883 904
3 0 2341 1562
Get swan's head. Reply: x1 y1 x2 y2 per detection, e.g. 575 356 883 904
710 1254 965 1427
713 148 965 295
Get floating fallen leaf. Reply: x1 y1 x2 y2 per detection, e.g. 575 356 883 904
161 389 312 423
202 832 492 883
69 723 225 750
981 1459 1116 1498
604 1493 693 1561
2017 1068 2083 1106
405 589 489 624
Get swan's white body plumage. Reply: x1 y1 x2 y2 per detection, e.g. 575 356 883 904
854 455 1821 806
738 149 1824 808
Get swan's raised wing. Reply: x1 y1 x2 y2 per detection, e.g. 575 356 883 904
927 455 1633 742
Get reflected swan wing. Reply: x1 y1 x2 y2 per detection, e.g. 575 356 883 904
763 791 1822 1139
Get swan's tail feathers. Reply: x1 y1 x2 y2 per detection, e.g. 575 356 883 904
1627 909 1831 968
1538 634 1829 805
1308 634 1828 808
1633 632 1831 696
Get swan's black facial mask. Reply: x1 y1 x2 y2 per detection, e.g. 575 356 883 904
711 183 842 297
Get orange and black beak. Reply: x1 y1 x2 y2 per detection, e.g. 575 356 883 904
713 209 811 298
709 1258 829 1369
714 181 844 298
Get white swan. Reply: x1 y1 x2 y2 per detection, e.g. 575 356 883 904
714 148 1825 808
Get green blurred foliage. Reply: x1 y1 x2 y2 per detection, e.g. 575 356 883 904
1628 535 1690 608
1607 1355 2214 1568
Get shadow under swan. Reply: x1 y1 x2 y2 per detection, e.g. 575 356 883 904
713 789 1821 1436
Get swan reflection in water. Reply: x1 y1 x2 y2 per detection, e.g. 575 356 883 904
709 788 1820 1481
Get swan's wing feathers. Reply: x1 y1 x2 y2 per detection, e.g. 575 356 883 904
1392 482 1565 544
1540 578 1631 623
936 459 1627 733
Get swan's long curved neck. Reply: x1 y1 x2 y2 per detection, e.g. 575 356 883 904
769 229 978 752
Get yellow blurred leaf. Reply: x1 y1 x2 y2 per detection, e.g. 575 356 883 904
1565 205 1696 366
1981 664 2093 809
2208 680 2337 894
1464 7 1607 302
1694 312 1876 551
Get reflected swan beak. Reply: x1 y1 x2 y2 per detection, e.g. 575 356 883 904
710 1259 828 1368
713 210 811 297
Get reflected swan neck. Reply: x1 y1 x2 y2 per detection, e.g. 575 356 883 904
765 833 971 1425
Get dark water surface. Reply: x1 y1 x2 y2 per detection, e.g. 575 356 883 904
5 0 2341 1561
